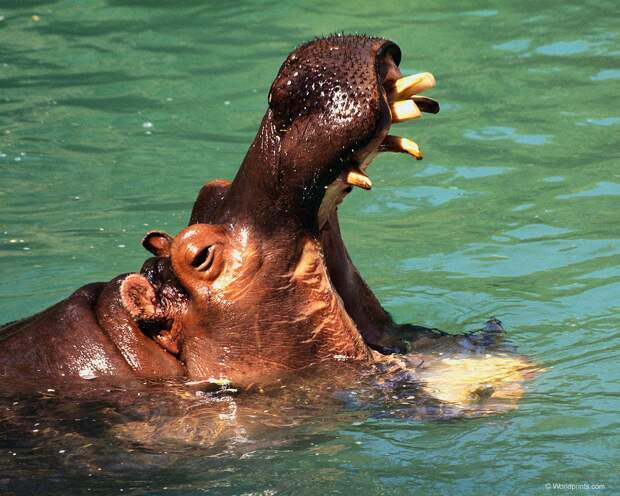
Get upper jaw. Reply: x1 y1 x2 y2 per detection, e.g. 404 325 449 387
318 54 440 230
224 36 440 233
342 63 440 192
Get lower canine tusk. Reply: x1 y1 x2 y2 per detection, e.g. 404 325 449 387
381 135 423 160
390 72 436 101
345 168 372 190
390 99 421 123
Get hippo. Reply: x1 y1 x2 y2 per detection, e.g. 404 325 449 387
1 36 531 398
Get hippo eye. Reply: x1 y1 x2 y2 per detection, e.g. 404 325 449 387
191 245 215 272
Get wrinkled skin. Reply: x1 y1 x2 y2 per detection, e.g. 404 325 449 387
0 36 515 390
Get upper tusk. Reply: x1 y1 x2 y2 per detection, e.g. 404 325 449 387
345 167 372 190
380 135 423 160
390 99 421 123
389 72 436 101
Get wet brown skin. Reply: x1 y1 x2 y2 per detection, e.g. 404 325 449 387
191 181 400 353
0 36 443 386
187 35 430 352
0 278 185 383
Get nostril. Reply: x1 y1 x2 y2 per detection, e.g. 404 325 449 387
379 53 402 94
191 246 214 272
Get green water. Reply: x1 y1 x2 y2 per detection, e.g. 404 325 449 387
1 0 619 494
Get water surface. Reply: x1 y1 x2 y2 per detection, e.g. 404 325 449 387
1 0 619 494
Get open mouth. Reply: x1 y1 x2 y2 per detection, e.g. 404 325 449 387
345 70 439 190
318 63 439 228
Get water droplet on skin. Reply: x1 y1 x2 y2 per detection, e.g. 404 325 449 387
79 369 97 380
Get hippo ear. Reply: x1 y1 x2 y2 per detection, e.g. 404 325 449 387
120 274 158 320
142 230 173 257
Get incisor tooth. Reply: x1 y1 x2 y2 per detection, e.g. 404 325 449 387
390 72 436 101
381 135 423 160
390 99 421 123
345 168 372 190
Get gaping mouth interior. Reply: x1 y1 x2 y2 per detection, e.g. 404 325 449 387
318 54 440 229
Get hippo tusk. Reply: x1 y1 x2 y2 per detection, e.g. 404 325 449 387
389 99 421 123
389 72 436 102
380 135 423 160
345 167 372 190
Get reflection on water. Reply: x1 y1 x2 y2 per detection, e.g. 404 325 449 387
1 0 619 494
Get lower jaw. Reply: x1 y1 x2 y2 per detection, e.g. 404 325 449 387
317 147 379 231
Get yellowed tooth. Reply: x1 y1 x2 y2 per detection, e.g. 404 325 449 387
345 167 372 190
390 72 436 101
399 137 423 160
381 135 423 160
390 99 421 123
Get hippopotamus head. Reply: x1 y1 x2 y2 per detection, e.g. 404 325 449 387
128 35 440 385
